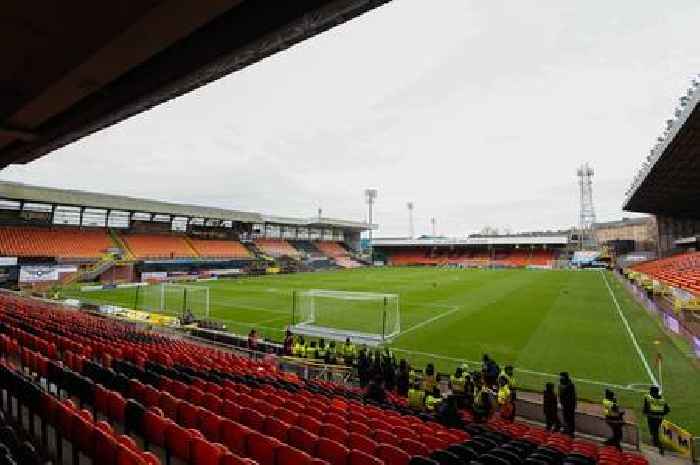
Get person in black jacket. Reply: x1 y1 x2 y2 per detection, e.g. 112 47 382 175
558 372 577 436
395 359 410 396
365 374 387 404
357 348 370 388
436 395 464 428
543 382 560 431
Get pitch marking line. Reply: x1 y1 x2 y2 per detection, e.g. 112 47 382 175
599 271 658 387
391 348 647 393
396 305 461 338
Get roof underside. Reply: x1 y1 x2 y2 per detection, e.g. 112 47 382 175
0 0 391 168
623 91 700 218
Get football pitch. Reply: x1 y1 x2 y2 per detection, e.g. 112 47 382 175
69 267 699 433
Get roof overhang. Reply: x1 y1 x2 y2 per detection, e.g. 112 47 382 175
0 0 393 168
372 236 569 247
262 215 374 230
623 85 700 218
0 180 261 222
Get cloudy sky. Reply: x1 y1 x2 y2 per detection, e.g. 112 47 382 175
2 0 699 237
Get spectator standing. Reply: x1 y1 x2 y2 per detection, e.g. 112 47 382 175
282 329 293 355
543 382 560 431
558 372 577 436
396 359 410 396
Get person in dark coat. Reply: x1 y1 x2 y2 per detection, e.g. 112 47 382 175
558 372 577 436
365 374 387 404
282 329 293 356
543 382 560 431
436 395 464 429
357 348 370 388
395 359 410 396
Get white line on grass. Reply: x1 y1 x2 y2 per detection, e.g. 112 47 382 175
391 347 647 393
396 305 461 338
599 270 658 387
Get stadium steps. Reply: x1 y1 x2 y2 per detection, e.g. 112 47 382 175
79 255 117 281
108 228 135 260
182 235 203 258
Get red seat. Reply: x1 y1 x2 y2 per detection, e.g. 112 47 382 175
392 426 418 441
421 435 448 451
324 413 347 429
94 426 118 465
377 444 410 465
276 444 312 465
320 423 348 445
240 407 265 431
72 415 95 454
199 410 223 442
142 451 161 465
108 391 126 424
221 452 252 465
298 414 322 434
165 424 192 461
374 430 398 446
117 445 148 465
399 438 429 456
348 421 371 436
246 432 280 465
223 400 242 421
142 385 161 408
202 393 223 413
94 384 111 417
221 419 251 456
348 433 377 455
348 449 383 465
187 386 205 406
143 410 170 448
178 402 200 429
158 392 180 420
263 417 290 442
275 408 299 426
287 426 318 454
191 436 224 465
315 438 349 465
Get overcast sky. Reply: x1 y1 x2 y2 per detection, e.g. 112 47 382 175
2 0 699 237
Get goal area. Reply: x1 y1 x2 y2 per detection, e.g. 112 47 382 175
291 289 400 346
136 283 210 320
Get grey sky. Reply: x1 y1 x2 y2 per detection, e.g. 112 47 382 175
2 0 699 237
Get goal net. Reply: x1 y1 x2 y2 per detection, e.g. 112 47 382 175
291 289 400 346
137 283 210 319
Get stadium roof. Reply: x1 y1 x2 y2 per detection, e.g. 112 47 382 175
0 180 372 229
0 1 392 169
623 84 700 218
262 215 376 230
372 236 569 247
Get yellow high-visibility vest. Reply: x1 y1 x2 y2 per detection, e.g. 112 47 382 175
408 389 425 409
602 398 616 418
646 395 667 415
497 385 511 405
450 375 466 394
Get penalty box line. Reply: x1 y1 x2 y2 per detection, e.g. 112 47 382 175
599 271 658 387
391 347 647 393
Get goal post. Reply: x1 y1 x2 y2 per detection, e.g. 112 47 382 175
291 289 400 346
136 283 210 319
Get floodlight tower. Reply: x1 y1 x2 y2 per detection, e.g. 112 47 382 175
430 217 436 237
407 202 415 239
577 163 597 249
365 189 378 261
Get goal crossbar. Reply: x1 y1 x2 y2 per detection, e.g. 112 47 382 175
291 289 400 346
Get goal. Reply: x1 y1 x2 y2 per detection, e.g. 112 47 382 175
291 289 400 346
136 283 210 319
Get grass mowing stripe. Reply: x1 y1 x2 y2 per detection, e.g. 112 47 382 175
600 270 658 386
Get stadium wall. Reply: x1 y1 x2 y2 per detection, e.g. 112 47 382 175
656 214 700 255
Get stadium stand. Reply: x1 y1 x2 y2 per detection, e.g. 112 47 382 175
254 240 301 258
316 242 363 268
631 251 700 295
0 226 112 260
385 248 556 268
189 239 252 259
0 292 650 465
121 233 197 260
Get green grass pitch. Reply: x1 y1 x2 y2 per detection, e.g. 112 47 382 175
68 267 699 434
